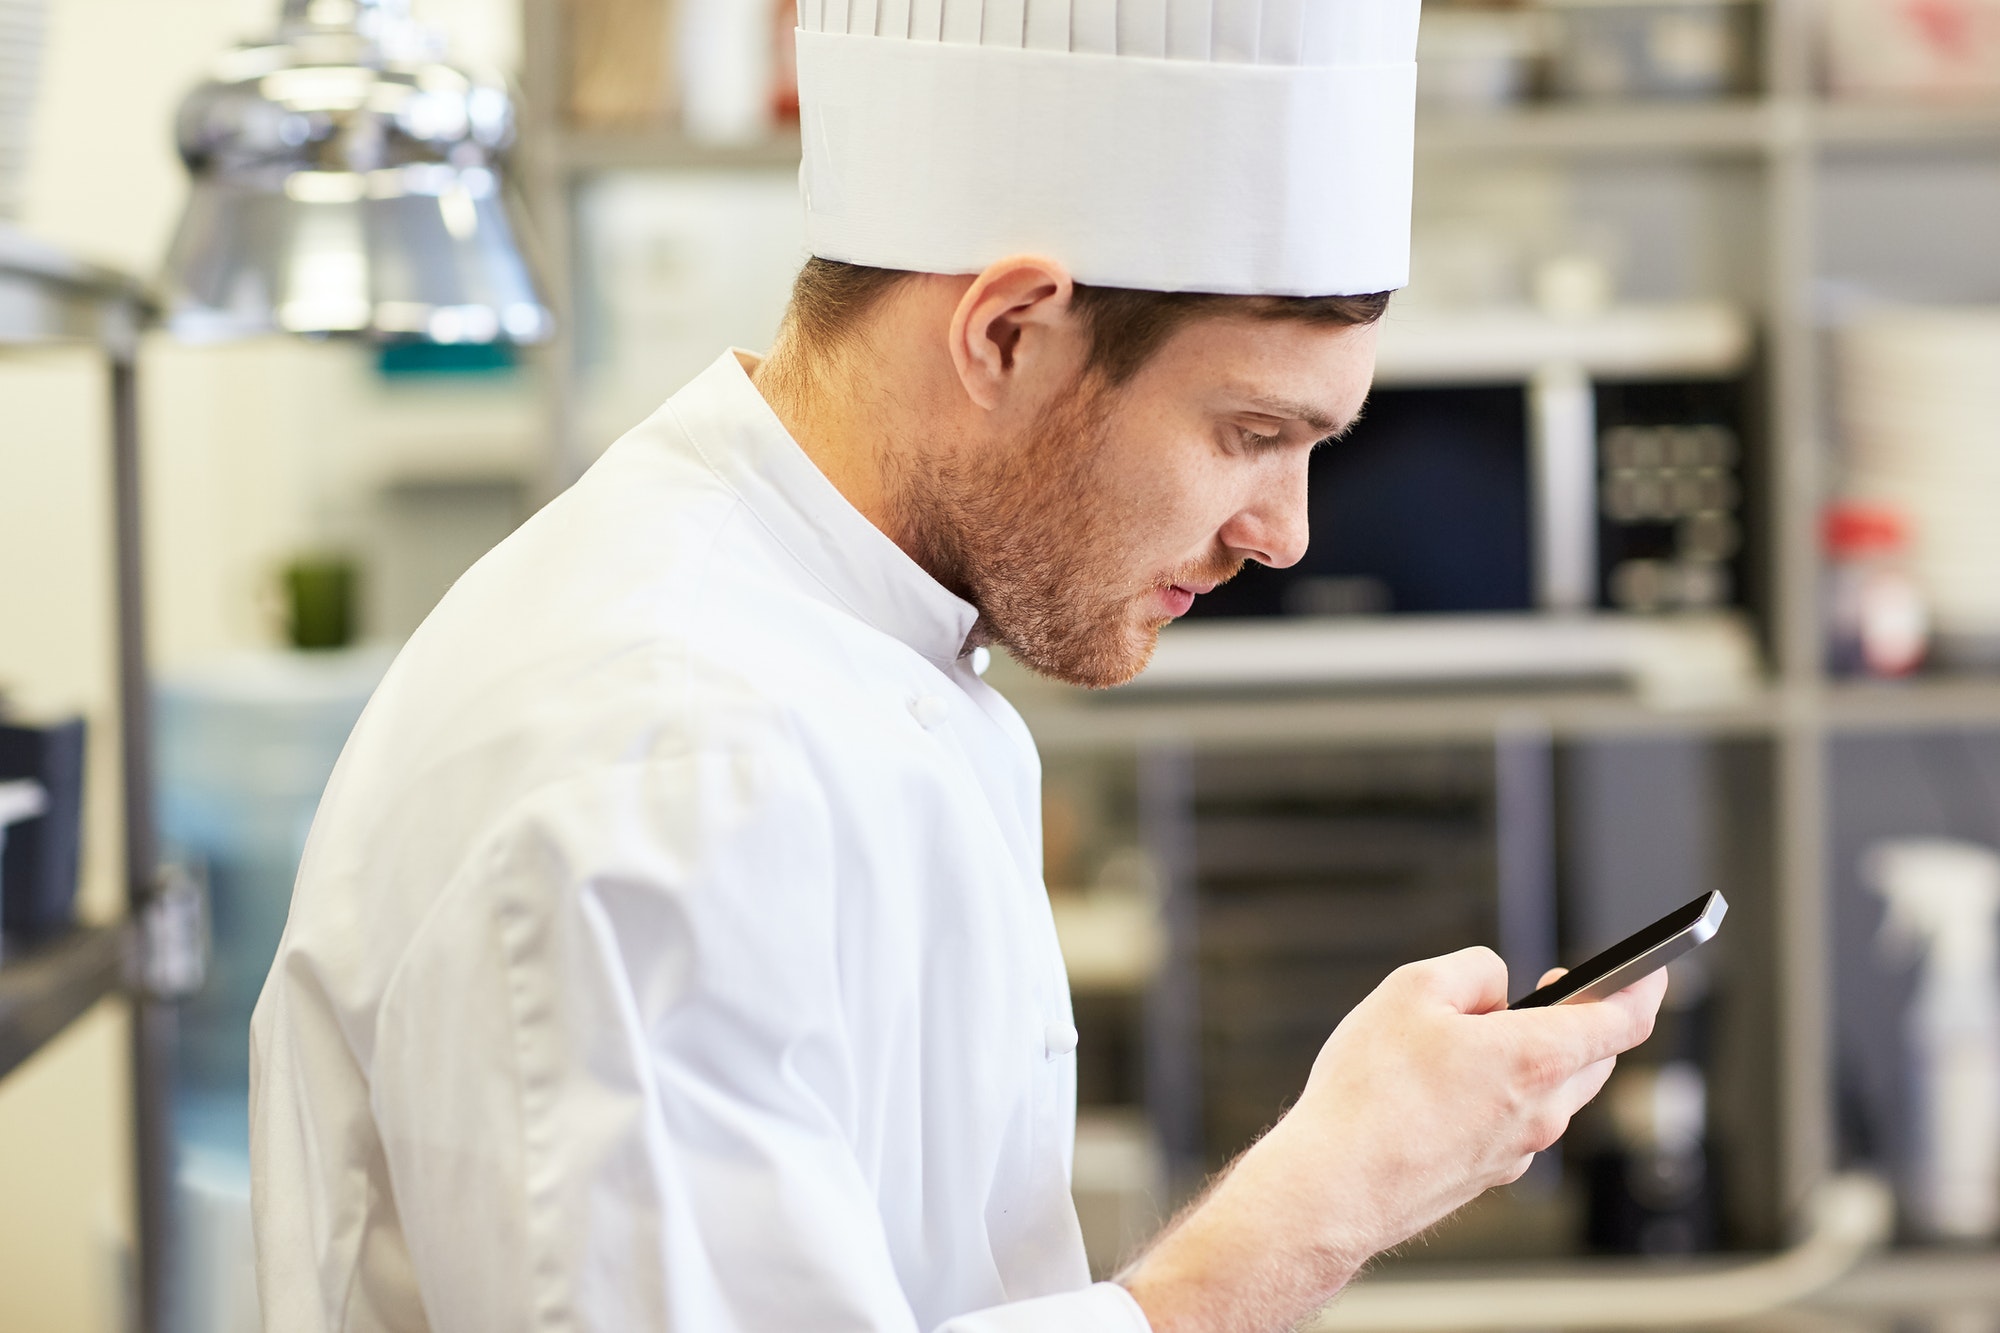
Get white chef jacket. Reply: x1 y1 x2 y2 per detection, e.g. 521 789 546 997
249 351 1153 1333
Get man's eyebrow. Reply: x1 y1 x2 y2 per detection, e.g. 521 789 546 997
1239 392 1344 434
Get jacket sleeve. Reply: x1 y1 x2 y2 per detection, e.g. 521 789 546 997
938 1284 1152 1332
366 738 1150 1333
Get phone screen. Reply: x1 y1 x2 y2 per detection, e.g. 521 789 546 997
1511 891 1726 1009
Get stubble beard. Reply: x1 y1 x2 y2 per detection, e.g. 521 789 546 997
898 376 1242 690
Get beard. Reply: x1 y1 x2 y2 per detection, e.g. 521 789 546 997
895 375 1244 690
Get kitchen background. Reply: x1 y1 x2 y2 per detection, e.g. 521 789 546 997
3 0 2000 1329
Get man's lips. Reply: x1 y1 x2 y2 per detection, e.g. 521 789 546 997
1158 581 1217 618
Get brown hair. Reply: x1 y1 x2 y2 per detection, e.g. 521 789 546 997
781 256 1391 386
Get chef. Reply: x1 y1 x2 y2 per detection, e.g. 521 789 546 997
250 2 1667 1331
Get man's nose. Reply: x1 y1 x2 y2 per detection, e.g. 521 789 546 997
1218 464 1311 569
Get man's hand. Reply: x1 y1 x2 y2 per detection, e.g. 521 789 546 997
1118 947 1667 1333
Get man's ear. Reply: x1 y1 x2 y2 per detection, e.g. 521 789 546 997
947 255 1078 411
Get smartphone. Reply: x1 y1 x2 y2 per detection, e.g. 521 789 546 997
1510 891 1728 1008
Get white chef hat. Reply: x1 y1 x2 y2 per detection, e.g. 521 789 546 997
794 0 1421 298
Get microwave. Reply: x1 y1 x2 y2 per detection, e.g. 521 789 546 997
1187 308 1758 625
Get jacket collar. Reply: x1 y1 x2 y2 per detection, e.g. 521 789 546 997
667 350 982 669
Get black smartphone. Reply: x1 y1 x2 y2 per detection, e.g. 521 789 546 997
1511 891 1728 1009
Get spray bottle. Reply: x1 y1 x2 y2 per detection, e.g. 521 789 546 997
1866 838 2000 1241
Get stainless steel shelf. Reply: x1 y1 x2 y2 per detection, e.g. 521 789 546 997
0 225 151 349
0 926 128 1082
560 112 1760 170
1812 99 2000 149
1006 681 1784 753
1418 99 1776 157
1138 1238 2000 1333
1010 676 2000 752
0 225 145 1085
1824 676 2000 732
546 98 2000 177
1813 1246 2000 1310
1419 97 2000 158
556 127 803 174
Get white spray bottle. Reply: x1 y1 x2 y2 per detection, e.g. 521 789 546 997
1866 838 2000 1241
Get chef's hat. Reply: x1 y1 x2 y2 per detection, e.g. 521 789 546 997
795 0 1421 297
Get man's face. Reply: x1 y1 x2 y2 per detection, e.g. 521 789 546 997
917 313 1379 689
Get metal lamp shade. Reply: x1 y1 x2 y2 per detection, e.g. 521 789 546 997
167 172 548 343
162 0 551 344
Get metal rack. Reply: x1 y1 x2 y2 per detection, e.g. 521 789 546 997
0 925 126 1081
510 0 2000 1307
0 225 172 1333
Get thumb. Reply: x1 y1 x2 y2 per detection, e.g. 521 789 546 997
1407 946 1512 1016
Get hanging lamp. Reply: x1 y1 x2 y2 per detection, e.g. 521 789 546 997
163 0 550 345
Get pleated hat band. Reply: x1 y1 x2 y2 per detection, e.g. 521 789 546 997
795 0 1420 297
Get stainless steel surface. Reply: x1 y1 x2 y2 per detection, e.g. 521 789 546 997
1494 722 1560 994
1812 101 2000 148
0 223 151 344
1005 684 1787 753
1374 303 1754 386
1075 615 1762 711
110 358 152 920
1420 98 1777 155
1312 1173 1894 1331
0 925 126 1081
516 0 582 492
108 346 176 1333
163 0 549 344
1767 90 1835 1239
1137 745 1204 1198
540 101 2000 177
556 127 805 174
1814 1246 2000 1309
130 998 175 1333
1826 679 2000 732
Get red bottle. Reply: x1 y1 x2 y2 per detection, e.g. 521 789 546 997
1826 502 1930 678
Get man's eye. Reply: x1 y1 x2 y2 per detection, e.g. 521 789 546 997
1235 426 1282 450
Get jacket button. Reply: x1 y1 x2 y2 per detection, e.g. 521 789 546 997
1044 1019 1079 1059
911 694 949 729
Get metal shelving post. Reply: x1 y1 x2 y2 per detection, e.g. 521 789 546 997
516 0 585 496
0 225 174 1333
1762 0 1838 1231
